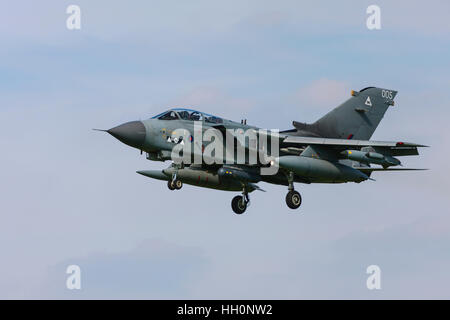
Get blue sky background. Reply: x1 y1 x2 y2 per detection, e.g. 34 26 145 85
1 1 449 299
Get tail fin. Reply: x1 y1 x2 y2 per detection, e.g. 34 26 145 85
310 87 397 140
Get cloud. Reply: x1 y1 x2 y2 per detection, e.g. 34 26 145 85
293 78 351 111
169 86 256 118
317 215 450 299
207 213 450 299
30 239 210 299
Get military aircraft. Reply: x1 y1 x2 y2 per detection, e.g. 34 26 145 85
96 87 427 214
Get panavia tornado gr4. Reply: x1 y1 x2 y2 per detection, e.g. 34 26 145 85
96 87 427 214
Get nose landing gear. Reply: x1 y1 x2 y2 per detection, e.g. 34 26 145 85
168 179 183 190
167 170 183 190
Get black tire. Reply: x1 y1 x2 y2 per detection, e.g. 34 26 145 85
286 190 302 209
167 180 175 190
173 179 183 190
231 195 247 214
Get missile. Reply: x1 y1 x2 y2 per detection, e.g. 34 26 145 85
136 170 170 181
341 150 401 167
277 156 369 183
138 166 246 191
217 166 261 183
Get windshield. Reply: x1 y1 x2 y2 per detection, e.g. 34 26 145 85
152 108 223 123
155 110 179 120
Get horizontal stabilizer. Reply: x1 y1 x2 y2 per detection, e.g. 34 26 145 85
354 167 428 172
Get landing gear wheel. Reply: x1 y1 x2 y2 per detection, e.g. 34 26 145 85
173 179 183 190
286 190 302 209
167 180 175 190
231 195 247 214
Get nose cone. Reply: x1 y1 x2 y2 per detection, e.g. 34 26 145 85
108 121 146 149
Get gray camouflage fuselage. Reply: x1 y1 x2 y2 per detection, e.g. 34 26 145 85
100 87 426 212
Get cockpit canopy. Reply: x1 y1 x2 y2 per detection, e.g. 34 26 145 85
151 108 223 124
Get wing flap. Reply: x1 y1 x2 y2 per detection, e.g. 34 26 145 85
283 136 427 148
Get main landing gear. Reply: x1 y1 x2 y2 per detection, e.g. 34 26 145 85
230 172 303 214
285 171 302 210
231 187 250 214
286 190 302 209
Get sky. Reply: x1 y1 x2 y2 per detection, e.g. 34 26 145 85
1 0 449 299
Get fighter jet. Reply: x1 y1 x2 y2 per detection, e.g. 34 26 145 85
97 87 427 214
